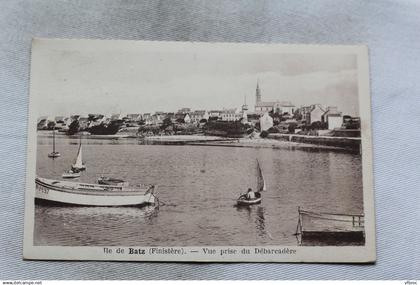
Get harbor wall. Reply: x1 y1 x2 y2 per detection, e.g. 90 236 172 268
268 133 361 151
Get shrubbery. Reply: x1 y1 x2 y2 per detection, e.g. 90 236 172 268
67 120 80 135
204 120 251 137
260 130 269 138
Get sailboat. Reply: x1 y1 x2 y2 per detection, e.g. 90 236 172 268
71 137 86 171
48 127 61 158
236 159 266 206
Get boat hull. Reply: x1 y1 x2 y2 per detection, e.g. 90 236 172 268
48 152 61 158
236 192 262 206
62 174 81 178
35 177 155 207
296 208 365 246
236 198 262 205
72 165 86 171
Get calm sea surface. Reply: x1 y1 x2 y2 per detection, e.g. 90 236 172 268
34 132 363 246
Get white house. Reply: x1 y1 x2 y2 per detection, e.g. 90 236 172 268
322 106 343 130
221 108 242 121
183 113 191 124
110 113 123 121
274 101 296 115
208 110 222 118
178 107 191 114
302 104 326 125
190 110 209 122
259 112 273 131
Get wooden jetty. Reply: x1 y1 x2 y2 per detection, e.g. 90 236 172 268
295 207 365 246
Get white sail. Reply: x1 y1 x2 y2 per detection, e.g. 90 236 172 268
73 144 83 168
256 160 266 192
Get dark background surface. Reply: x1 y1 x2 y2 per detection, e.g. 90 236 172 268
1 0 419 279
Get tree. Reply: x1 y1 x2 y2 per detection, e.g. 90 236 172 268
47 121 56 130
288 122 298 134
260 130 269 138
88 114 96 121
310 121 323 130
88 120 123 135
67 120 80 135
161 117 173 130
294 111 302 121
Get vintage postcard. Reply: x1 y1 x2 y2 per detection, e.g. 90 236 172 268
23 39 375 262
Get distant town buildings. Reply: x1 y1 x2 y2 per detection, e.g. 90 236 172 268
178 107 191 114
254 82 296 115
190 110 209 122
37 79 358 137
220 108 243 122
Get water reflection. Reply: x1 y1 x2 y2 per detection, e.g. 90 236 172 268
235 205 269 240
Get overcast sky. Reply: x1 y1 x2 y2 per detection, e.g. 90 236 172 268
32 40 360 117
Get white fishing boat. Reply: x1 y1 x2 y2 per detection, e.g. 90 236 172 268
62 169 81 179
35 177 157 207
237 159 266 206
71 137 86 171
47 128 60 158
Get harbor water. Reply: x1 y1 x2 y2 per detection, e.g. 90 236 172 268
34 132 364 246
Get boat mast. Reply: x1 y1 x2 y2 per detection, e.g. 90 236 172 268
52 126 55 153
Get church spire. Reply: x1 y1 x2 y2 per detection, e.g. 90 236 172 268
256 80 261 103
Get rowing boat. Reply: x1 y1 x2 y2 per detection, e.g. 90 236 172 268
236 192 262 205
236 160 266 206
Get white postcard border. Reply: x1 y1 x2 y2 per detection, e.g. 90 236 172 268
23 39 376 263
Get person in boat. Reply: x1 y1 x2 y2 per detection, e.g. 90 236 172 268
70 166 80 173
246 188 256 200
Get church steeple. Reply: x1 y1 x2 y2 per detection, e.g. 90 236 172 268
256 80 261 103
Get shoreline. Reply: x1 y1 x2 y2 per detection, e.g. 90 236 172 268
187 138 358 153
140 134 360 153
37 131 360 153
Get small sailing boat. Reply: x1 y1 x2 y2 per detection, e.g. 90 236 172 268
71 137 86 171
47 127 61 158
236 159 266 206
62 168 81 179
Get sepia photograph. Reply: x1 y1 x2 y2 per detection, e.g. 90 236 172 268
24 39 375 262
